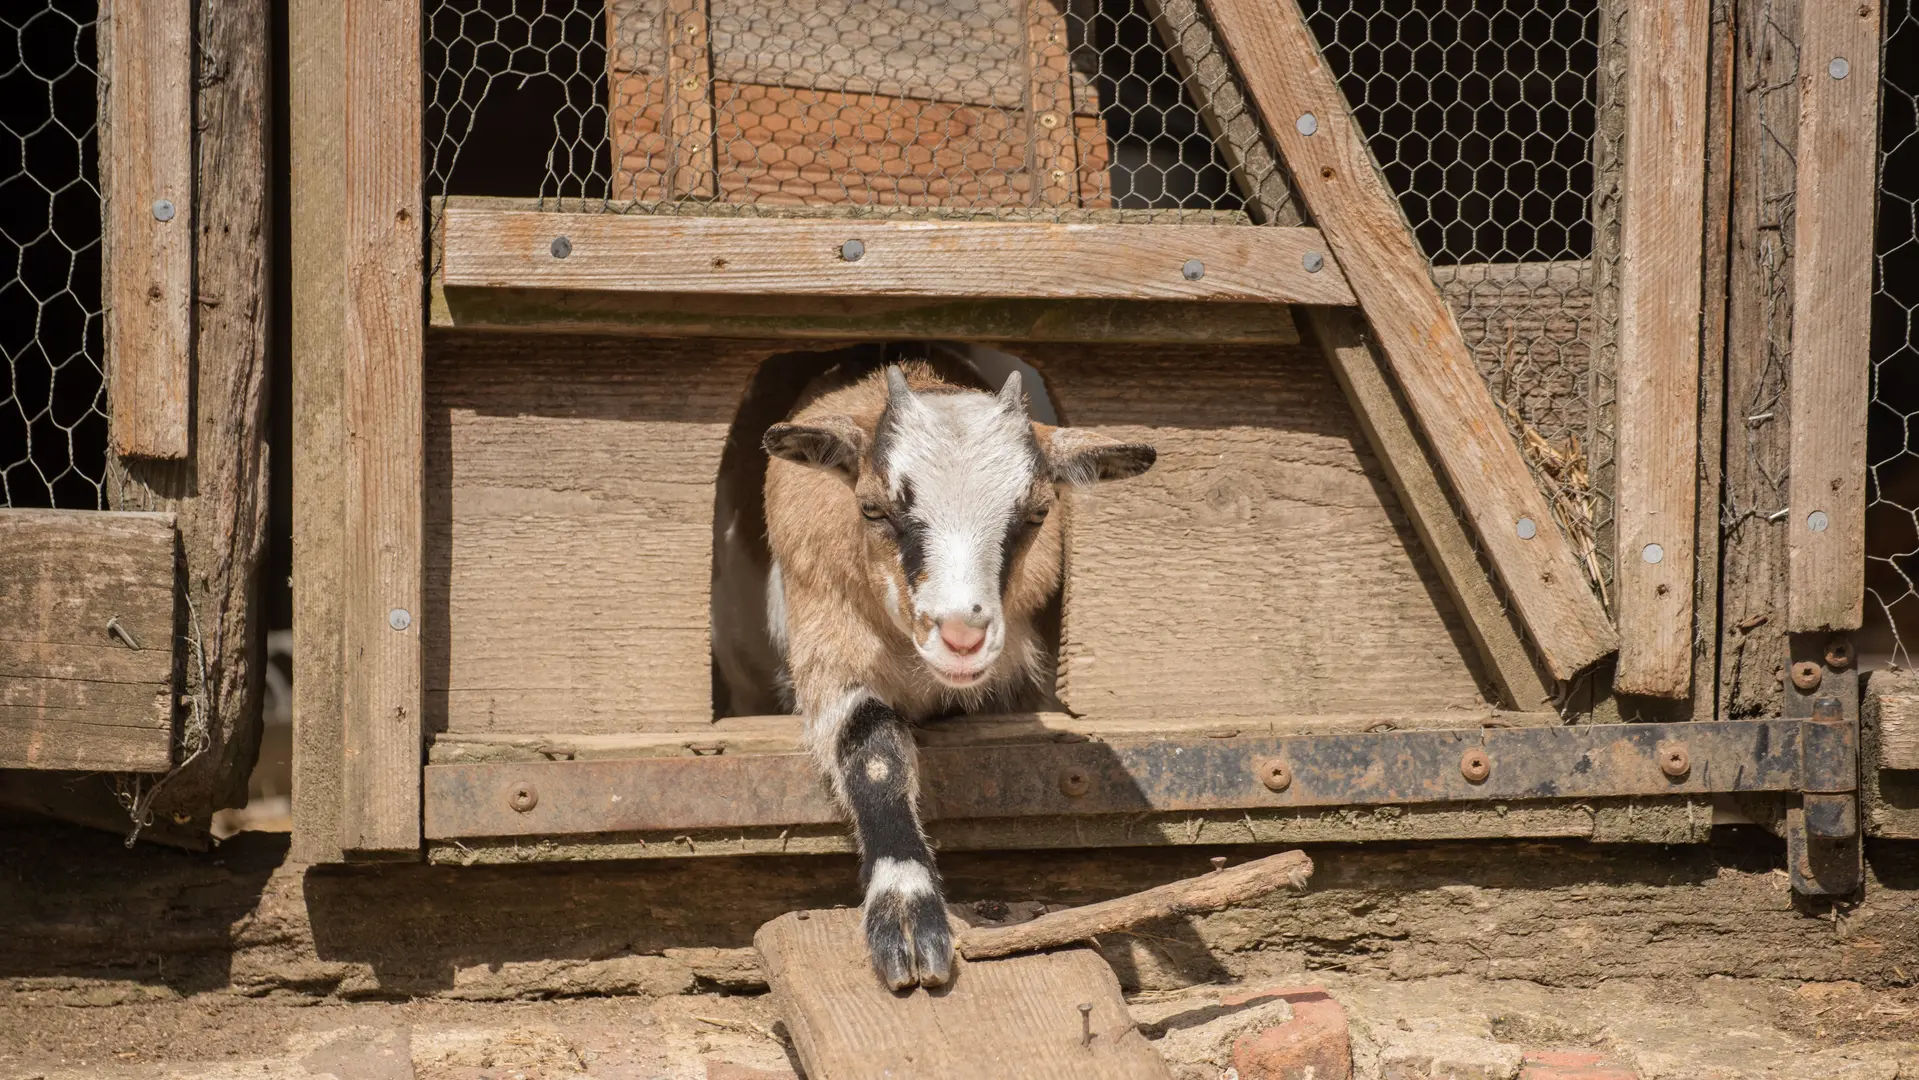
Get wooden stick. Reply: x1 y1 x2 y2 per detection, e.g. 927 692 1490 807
955 849 1313 960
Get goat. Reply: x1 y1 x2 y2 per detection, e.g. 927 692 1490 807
762 362 1156 988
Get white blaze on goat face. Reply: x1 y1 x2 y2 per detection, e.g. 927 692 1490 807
868 372 1041 688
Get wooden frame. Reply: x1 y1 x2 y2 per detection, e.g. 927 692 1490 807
1786 0 1882 633
104 0 193 459
1612 0 1711 697
440 211 1357 304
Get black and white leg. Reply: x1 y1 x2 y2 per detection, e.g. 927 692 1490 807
828 694 952 989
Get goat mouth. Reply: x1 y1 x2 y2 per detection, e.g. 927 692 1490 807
926 658 992 687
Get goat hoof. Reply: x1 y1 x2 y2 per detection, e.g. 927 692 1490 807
865 890 953 991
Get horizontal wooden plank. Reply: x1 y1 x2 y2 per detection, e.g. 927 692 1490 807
440 209 1357 303
0 510 177 771
433 285 1301 342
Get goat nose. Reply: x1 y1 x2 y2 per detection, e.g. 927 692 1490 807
938 618 987 656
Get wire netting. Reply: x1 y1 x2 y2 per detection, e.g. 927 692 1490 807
425 0 1289 222
1 0 107 511
1867 0 1919 667
1304 0 1611 601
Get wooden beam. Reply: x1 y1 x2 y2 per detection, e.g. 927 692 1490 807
1613 0 1710 697
1202 0 1618 681
0 510 176 772
1026 0 1080 207
664 0 716 199
440 209 1357 304
1786 0 1882 632
339 0 424 857
103 0 193 459
1310 310 1556 710
1875 690 1919 771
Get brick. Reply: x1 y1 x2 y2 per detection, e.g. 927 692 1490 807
1228 985 1353 1080
1519 1049 1638 1080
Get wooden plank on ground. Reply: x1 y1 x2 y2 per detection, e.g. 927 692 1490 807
664 0 715 198
104 0 193 459
1203 0 1617 681
0 510 176 772
1310 310 1555 711
1613 0 1710 697
339 0 424 857
1786 0 1882 632
440 210 1357 304
756 908 1172 1080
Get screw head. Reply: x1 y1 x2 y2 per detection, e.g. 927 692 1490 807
1257 758 1293 792
1039 111 1060 129
508 782 539 813
1515 516 1538 540
1181 258 1205 281
1791 660 1824 692
1642 542 1664 564
1658 742 1691 779
1460 748 1492 784
1296 112 1318 136
840 238 865 262
1824 639 1854 670
550 236 573 259
1303 251 1325 273
1058 766 1091 798
1210 856 1227 873
388 608 412 631
152 198 175 222
1807 510 1830 532
1829 56 1850 79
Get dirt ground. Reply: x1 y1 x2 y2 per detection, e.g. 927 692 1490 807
3 973 1914 1079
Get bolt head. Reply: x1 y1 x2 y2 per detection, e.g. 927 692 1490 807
1296 112 1318 136
1642 542 1664 564
1807 510 1830 532
1515 516 1538 540
1824 639 1854 670
550 236 573 259
1829 56 1850 79
1460 748 1492 784
388 608 412 631
1181 258 1205 281
1257 758 1292 792
1303 251 1325 273
1790 660 1824 692
1658 742 1691 779
840 238 865 262
151 198 176 222
508 783 539 813
1058 767 1091 798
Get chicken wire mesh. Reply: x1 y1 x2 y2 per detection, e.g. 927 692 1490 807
424 0 1288 222
1867 0 1919 667
1 0 108 511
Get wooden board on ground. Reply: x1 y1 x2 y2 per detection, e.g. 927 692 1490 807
1036 342 1489 719
756 907 1172 1080
424 332 765 734
0 510 177 772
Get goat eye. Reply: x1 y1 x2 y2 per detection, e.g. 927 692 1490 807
1025 505 1050 525
860 501 887 522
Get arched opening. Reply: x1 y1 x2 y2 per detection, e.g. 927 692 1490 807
710 342 1059 718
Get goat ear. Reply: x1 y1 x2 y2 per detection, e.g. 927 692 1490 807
998 370 1026 414
1042 426 1157 484
764 415 865 481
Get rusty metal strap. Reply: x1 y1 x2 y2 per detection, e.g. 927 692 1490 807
424 719 1820 840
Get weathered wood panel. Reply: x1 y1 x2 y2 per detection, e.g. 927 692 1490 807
424 333 765 735
1613 0 1710 697
441 210 1355 304
758 908 1172 1080
1204 0 1618 682
1041 343 1488 720
103 0 192 459
1785 0 1881 632
1876 690 1919 772
338 0 424 856
664 0 716 198
0 510 176 772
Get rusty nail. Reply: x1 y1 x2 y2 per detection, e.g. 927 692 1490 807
1460 748 1491 784
1079 1002 1093 1046
1059 767 1091 798
1791 660 1823 692
1257 758 1292 792
1824 639 1854 671
1211 856 1227 873
509 783 539 813
1658 742 1691 778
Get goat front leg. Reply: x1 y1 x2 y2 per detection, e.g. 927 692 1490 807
815 692 952 989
